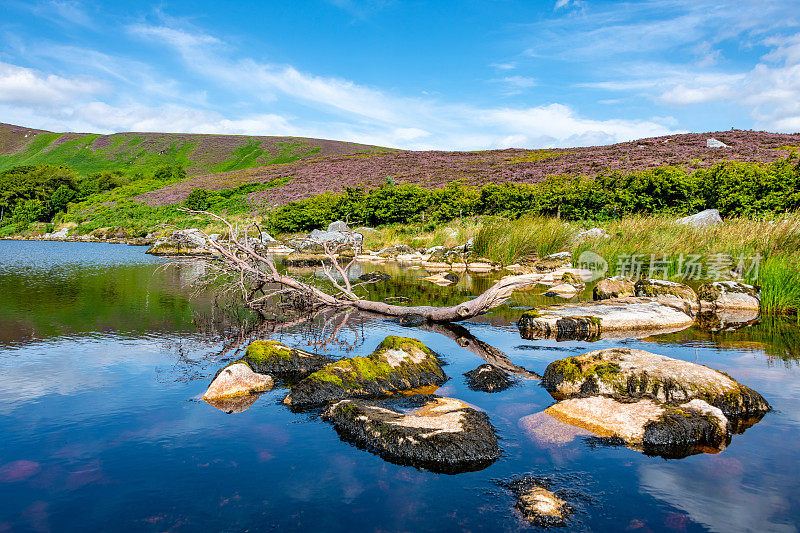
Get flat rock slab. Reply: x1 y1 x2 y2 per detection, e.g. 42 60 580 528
545 396 730 457
518 297 694 340
202 362 273 401
243 340 334 381
322 396 500 473
464 364 515 392
542 347 770 417
284 336 447 409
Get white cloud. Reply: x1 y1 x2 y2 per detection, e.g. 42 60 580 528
0 61 101 106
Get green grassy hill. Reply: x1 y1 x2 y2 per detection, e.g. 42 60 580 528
0 122 383 176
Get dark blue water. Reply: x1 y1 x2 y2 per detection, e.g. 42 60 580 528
0 241 798 532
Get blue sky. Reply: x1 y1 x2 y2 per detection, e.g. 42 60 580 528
1 0 799 149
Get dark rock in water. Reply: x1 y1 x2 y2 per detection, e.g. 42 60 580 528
284 336 447 409
358 271 391 283
243 340 334 381
442 272 459 283
397 313 427 327
322 396 501 473
464 364 515 392
541 347 770 417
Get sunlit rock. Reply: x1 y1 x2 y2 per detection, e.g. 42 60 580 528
635 279 699 310
284 336 447 409
145 228 213 256
518 298 694 340
541 347 770 417
593 276 635 300
322 396 500 473
516 486 569 527
202 362 273 401
676 209 723 228
698 281 760 311
544 396 730 457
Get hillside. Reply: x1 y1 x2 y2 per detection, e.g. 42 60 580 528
0 122 385 177
138 129 800 207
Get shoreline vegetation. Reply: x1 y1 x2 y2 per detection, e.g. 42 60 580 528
2 130 799 317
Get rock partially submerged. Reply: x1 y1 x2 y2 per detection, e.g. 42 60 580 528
518 298 694 340
204 393 263 414
322 396 500 473
146 228 213 256
696 308 760 332
676 209 723 228
541 347 770 417
593 276 635 300
516 486 569 527
284 336 447 409
698 281 760 310
544 396 730 457
202 362 273 401
358 271 391 283
464 364 515 392
243 340 334 381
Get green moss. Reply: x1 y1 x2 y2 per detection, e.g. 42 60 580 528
551 356 621 385
373 335 433 357
245 340 294 362
520 309 540 320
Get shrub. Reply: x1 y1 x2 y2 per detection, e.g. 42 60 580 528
185 188 211 210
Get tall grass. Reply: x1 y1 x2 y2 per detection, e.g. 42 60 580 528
759 257 800 317
473 216 573 265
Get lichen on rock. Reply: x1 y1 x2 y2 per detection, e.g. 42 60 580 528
284 336 447 409
698 281 760 311
243 340 333 381
541 347 770 417
322 396 500 473
593 276 635 300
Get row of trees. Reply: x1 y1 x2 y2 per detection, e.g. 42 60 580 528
0 164 186 227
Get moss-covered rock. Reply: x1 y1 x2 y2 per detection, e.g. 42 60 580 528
544 396 731 458
284 336 447 409
322 396 500 473
464 364 515 393
243 340 334 381
542 347 770 417
634 279 699 309
202 361 273 401
593 276 635 300
518 298 693 340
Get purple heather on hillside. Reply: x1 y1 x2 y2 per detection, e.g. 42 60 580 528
137 130 800 208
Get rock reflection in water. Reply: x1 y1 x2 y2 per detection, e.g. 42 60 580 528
204 393 263 414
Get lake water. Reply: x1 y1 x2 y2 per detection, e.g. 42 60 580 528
0 240 798 532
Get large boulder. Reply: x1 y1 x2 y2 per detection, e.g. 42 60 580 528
676 209 723 228
146 229 213 256
202 362 273 401
544 396 730 457
464 364 515 393
327 220 350 232
593 276 635 300
322 396 500 473
634 279 698 310
698 281 760 311
284 336 447 409
541 347 770 417
242 340 334 381
517 298 694 340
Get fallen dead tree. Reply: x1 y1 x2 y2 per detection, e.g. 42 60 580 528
184 210 542 323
